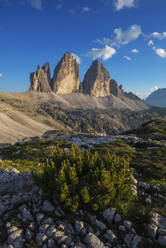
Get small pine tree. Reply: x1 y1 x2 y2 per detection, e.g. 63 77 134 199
33 144 134 213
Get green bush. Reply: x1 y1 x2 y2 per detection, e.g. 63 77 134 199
34 144 134 213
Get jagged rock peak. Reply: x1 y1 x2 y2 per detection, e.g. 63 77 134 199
51 52 80 95
110 79 123 99
82 60 111 97
29 65 51 93
124 92 141 101
42 62 51 86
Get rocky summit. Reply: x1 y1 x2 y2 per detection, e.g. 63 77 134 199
30 65 51 93
29 52 125 99
82 60 111 97
42 62 52 86
51 52 80 95
110 79 123 99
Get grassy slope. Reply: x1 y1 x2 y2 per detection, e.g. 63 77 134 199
1 119 166 183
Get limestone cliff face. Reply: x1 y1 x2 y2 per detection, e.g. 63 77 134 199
29 66 51 93
42 62 51 86
110 79 123 99
82 60 111 97
51 52 80 95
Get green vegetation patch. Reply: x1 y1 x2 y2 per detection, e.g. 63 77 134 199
0 139 68 173
33 144 134 213
92 139 136 159
124 119 166 140
131 146 166 184
92 138 166 186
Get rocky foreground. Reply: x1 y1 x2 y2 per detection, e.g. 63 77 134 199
0 167 165 248
0 122 166 248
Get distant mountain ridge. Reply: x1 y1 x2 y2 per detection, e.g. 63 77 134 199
145 88 166 107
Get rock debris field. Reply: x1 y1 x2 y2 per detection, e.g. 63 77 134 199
0 132 166 247
0 166 165 247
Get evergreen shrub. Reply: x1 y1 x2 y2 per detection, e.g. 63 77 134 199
34 144 133 213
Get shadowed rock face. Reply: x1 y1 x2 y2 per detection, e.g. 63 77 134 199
110 79 123 99
29 66 51 93
42 62 51 86
124 92 141 101
82 60 111 97
51 52 80 95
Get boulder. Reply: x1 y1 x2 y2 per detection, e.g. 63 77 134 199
36 233 48 246
151 212 166 229
147 224 158 239
158 236 166 247
131 235 142 248
42 200 54 213
84 232 105 248
104 229 116 243
103 208 116 224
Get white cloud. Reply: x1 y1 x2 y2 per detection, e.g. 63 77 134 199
123 56 132 61
131 48 139 53
56 0 64 9
95 25 142 47
0 73 3 78
148 40 154 46
150 85 158 92
151 32 166 40
134 92 147 99
72 53 81 64
27 0 42 10
148 40 166 58
113 25 142 46
155 48 166 58
87 45 116 61
114 0 136 11
134 86 158 99
82 7 91 12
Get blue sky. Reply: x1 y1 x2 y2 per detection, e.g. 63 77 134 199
0 0 166 98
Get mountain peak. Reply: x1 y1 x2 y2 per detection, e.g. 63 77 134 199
29 65 51 93
51 52 80 94
29 52 125 99
145 88 166 107
64 51 73 57
82 60 111 97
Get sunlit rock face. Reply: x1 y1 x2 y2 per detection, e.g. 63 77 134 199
29 65 51 93
51 52 80 95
